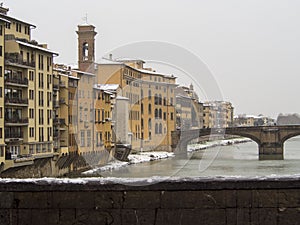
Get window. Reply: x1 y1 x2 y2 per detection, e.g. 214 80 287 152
0 46 2 57
159 109 162 119
38 55 44 70
39 91 43 106
155 109 158 119
29 127 34 138
29 90 34 100
39 127 44 142
29 109 34 119
164 112 167 120
148 118 152 130
87 130 91 147
148 104 152 114
159 123 162 134
0 87 2 97
0 26 2 36
80 131 85 147
171 112 174 120
29 71 34 81
39 73 44 88
141 103 144 115
155 123 159 134
0 107 2 118
148 90 151 100
5 23 10 29
39 109 44 125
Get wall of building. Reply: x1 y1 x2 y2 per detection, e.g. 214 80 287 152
0 177 298 225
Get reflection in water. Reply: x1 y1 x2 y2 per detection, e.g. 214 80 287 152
100 137 300 178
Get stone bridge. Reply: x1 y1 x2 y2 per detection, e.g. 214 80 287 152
171 125 300 160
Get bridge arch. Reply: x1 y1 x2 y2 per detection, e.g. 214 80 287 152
280 131 300 145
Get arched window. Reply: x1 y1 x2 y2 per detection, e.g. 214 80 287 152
82 42 89 61
155 109 158 118
141 118 144 129
159 94 162 105
154 94 158 105
159 109 162 119
159 123 162 134
148 104 152 114
163 97 167 106
141 103 144 115
155 123 159 134
148 118 152 130
148 90 151 100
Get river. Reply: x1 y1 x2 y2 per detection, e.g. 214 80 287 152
100 137 300 178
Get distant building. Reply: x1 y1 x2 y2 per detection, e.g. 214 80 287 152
175 84 203 130
203 101 234 128
234 114 276 127
277 114 300 125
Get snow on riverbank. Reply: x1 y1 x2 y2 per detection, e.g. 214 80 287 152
187 138 251 152
83 151 174 175
83 138 250 175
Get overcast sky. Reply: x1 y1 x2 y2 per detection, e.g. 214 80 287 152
4 0 300 118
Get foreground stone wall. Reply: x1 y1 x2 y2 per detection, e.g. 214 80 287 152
0 177 299 225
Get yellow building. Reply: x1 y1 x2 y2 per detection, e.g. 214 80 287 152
203 101 234 128
0 5 58 170
97 58 177 152
94 84 118 164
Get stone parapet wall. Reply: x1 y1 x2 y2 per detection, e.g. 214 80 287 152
0 177 299 225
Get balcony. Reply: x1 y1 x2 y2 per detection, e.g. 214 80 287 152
5 53 35 68
5 97 28 106
5 77 29 87
59 98 66 104
5 118 29 126
5 132 24 141
53 101 59 108
53 84 59 90
59 81 66 88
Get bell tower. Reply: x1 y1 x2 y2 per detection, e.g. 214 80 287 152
76 24 97 72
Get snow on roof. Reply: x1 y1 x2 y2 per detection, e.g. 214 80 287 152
0 17 10 24
115 57 145 63
116 96 129 100
98 58 123 65
68 75 80 80
16 40 58 56
72 69 95 76
93 84 119 91
0 14 36 27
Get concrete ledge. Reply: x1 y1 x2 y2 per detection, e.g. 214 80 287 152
0 176 299 225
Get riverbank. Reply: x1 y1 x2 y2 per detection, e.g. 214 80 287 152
187 137 251 152
83 151 175 175
83 138 251 175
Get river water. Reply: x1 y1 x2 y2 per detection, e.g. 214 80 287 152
100 137 300 178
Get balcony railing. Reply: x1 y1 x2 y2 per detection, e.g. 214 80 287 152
5 77 29 86
5 118 29 124
59 98 66 104
53 101 59 108
5 53 35 67
5 132 24 139
59 81 66 87
5 97 28 106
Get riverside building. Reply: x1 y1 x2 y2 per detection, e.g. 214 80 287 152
0 5 58 170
